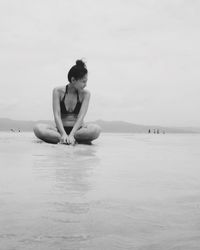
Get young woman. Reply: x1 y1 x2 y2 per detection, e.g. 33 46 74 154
33 60 101 145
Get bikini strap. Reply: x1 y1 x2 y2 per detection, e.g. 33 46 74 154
62 85 80 102
61 85 68 101
76 89 80 102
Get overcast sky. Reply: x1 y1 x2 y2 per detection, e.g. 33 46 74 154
0 0 200 126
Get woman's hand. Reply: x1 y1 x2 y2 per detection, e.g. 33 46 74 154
59 133 76 145
59 133 69 144
67 134 76 145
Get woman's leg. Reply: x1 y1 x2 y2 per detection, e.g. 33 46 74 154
74 123 101 143
33 123 61 144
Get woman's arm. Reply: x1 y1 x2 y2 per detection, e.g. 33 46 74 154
52 88 67 138
70 90 91 137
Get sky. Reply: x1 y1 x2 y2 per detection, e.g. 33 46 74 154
0 0 200 126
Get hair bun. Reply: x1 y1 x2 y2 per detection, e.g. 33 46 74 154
76 59 86 68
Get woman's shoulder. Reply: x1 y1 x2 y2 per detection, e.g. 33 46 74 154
53 85 66 94
81 89 91 102
77 89 90 103
82 89 91 96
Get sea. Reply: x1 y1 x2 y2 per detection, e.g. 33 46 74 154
0 132 200 250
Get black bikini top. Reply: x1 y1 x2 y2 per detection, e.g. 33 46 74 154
60 85 82 115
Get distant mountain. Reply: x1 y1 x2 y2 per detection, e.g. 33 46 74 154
0 118 200 133
95 120 200 134
0 118 53 132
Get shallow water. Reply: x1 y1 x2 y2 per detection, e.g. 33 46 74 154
0 132 200 250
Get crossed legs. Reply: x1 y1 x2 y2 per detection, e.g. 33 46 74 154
33 123 101 144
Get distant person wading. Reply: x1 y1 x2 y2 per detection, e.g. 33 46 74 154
33 60 101 145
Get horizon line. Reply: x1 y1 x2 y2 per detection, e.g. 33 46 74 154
0 117 200 129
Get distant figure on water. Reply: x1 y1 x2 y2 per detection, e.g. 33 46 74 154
33 59 101 145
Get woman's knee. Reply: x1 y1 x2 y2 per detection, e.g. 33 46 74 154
33 123 60 143
33 123 55 138
33 123 44 139
75 123 101 141
88 124 101 139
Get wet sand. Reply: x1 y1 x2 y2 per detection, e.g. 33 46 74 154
0 132 200 250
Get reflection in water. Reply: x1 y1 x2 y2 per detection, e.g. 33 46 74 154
2 133 200 249
28 144 101 249
33 144 100 194
33 144 100 206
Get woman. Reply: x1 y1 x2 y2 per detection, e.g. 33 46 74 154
33 60 101 145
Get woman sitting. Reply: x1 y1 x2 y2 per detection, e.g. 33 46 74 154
33 60 101 145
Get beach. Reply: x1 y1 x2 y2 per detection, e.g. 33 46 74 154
0 132 200 250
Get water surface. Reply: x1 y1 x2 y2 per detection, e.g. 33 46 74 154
0 132 200 249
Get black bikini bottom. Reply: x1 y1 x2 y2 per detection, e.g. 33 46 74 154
64 126 73 135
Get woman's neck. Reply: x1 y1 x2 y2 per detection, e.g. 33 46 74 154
68 83 77 93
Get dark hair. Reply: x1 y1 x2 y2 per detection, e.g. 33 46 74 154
68 59 88 83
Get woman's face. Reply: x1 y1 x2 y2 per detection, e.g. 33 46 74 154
74 74 88 90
